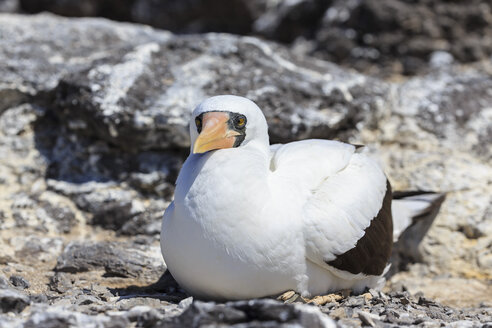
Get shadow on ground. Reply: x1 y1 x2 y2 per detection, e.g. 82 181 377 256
110 271 189 304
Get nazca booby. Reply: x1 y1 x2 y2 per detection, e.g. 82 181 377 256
161 95 444 301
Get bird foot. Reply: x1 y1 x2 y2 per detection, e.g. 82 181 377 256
276 289 351 305
303 294 342 305
303 289 351 306
276 290 300 303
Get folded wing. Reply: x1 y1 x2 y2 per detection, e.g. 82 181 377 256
271 140 391 278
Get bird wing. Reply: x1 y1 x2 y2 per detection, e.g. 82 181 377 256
270 140 356 193
270 140 392 277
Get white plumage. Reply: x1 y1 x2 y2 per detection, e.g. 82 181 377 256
161 95 403 300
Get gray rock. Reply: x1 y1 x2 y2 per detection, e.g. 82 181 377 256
14 236 64 264
0 275 8 289
320 290 492 326
19 0 263 35
429 51 454 69
253 0 330 43
358 311 380 327
0 13 386 150
8 0 492 77
29 294 48 304
0 0 19 13
75 294 101 306
131 0 261 34
19 0 134 21
0 316 22 328
311 0 492 76
0 13 170 112
0 288 30 313
61 184 167 234
46 180 118 197
53 32 390 150
36 114 183 188
73 188 138 230
55 241 164 279
49 272 73 294
119 211 163 236
343 296 365 307
165 299 337 327
177 297 193 310
329 307 347 319
119 199 167 236
9 275 29 289
128 172 174 198
125 305 164 327
395 70 492 161
116 297 167 311
23 305 130 328
38 200 77 234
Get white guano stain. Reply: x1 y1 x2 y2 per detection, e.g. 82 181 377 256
89 42 160 118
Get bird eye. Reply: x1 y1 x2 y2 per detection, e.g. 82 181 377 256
195 117 202 133
234 115 246 128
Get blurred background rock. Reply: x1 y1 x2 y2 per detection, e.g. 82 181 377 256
4 0 492 77
0 1 491 327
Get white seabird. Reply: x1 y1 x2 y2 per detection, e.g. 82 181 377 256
161 95 444 301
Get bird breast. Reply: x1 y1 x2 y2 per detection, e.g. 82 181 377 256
162 149 306 299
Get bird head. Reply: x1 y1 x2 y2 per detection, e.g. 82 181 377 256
190 96 269 154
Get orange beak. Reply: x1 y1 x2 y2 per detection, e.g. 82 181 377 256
193 112 241 154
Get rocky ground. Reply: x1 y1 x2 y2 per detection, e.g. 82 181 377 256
0 11 491 328
3 0 492 78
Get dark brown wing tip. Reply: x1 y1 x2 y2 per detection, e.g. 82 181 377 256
326 180 393 276
392 190 447 201
350 144 366 154
393 191 446 221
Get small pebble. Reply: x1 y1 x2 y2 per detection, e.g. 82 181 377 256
330 307 347 319
358 310 379 327
178 297 193 309
9 275 30 289
362 292 372 303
